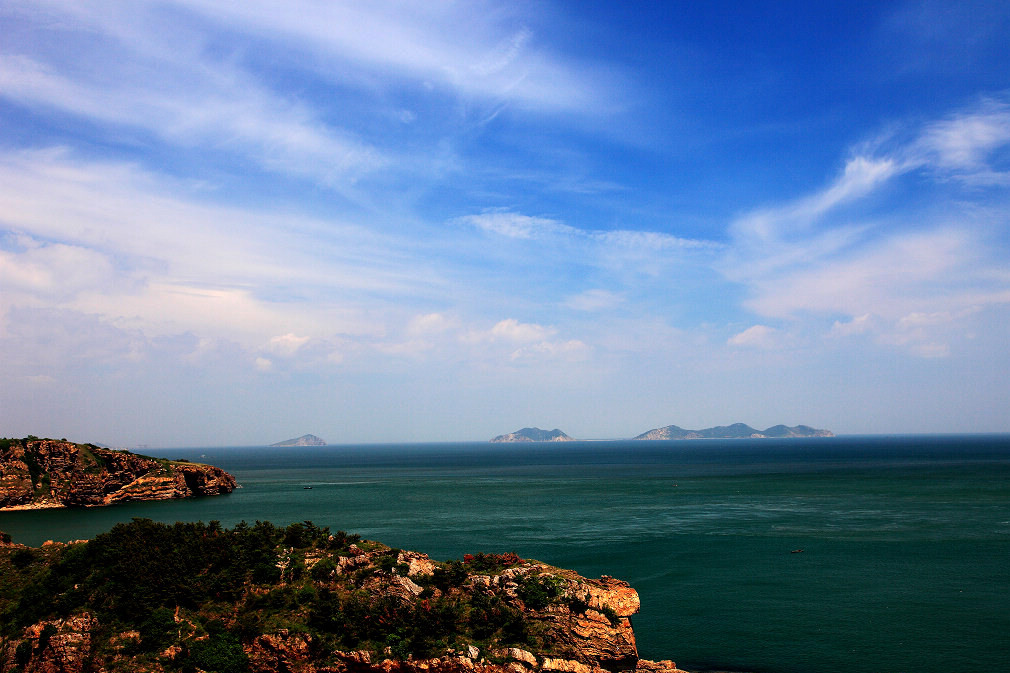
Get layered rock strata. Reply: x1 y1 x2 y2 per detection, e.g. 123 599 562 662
0 438 235 509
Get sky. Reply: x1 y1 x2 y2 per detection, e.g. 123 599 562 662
2 1 1009 447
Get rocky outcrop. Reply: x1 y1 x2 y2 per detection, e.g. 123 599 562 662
633 423 833 440
2 621 689 673
491 428 575 443
0 525 689 673
0 437 235 509
0 613 99 673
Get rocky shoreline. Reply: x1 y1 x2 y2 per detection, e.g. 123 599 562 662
0 437 236 510
0 521 688 673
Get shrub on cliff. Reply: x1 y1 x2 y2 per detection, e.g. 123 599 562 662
0 518 610 670
461 552 524 573
181 621 248 673
518 574 564 610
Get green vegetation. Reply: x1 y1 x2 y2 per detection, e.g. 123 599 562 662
0 519 584 671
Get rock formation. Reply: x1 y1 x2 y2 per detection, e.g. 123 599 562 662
0 522 688 673
0 437 236 509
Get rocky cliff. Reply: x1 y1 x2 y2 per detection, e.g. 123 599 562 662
0 521 687 673
0 437 236 509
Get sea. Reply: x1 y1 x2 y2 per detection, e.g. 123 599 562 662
2 435 1008 673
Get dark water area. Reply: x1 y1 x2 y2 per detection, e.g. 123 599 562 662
3 435 1009 673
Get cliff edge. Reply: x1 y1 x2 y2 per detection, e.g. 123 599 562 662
0 437 236 510
0 520 687 673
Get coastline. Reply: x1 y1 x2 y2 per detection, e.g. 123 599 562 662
0 500 66 512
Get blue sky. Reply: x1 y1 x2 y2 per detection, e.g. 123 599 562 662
2 1 1009 446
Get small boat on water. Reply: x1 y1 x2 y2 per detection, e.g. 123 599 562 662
303 486 313 490
791 549 804 553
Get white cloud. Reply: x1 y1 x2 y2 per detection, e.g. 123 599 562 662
741 227 978 319
458 212 567 239
565 289 623 312
488 318 555 343
727 325 779 349
0 49 386 189
731 156 899 246
453 318 593 365
0 240 115 301
591 229 716 250
510 339 590 362
830 314 875 337
912 100 1010 182
722 98 1010 358
458 210 716 256
172 0 605 113
0 149 426 344
267 333 310 356
407 312 458 335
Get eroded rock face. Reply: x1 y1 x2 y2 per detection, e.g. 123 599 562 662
0 614 99 673
0 529 687 673
0 438 236 509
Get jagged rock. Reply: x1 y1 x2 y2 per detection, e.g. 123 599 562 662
248 630 316 673
0 613 98 673
399 550 438 577
634 661 689 673
583 576 641 617
0 525 680 673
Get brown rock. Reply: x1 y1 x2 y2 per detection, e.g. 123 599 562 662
247 630 316 673
0 438 236 509
636 660 689 673
1 613 99 673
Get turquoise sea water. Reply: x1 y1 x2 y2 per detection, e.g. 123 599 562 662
2 435 1008 673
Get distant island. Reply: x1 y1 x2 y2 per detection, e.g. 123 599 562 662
491 427 575 442
634 423 833 440
491 423 833 442
0 436 236 510
271 434 327 447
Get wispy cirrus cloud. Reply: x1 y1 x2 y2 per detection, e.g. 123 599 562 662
0 148 436 344
459 210 716 251
0 50 386 189
171 0 607 113
911 98 1010 183
457 211 569 239
722 97 1010 356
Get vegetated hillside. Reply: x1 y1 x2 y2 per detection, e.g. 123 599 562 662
0 520 684 673
633 423 833 440
490 428 575 443
0 437 235 510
